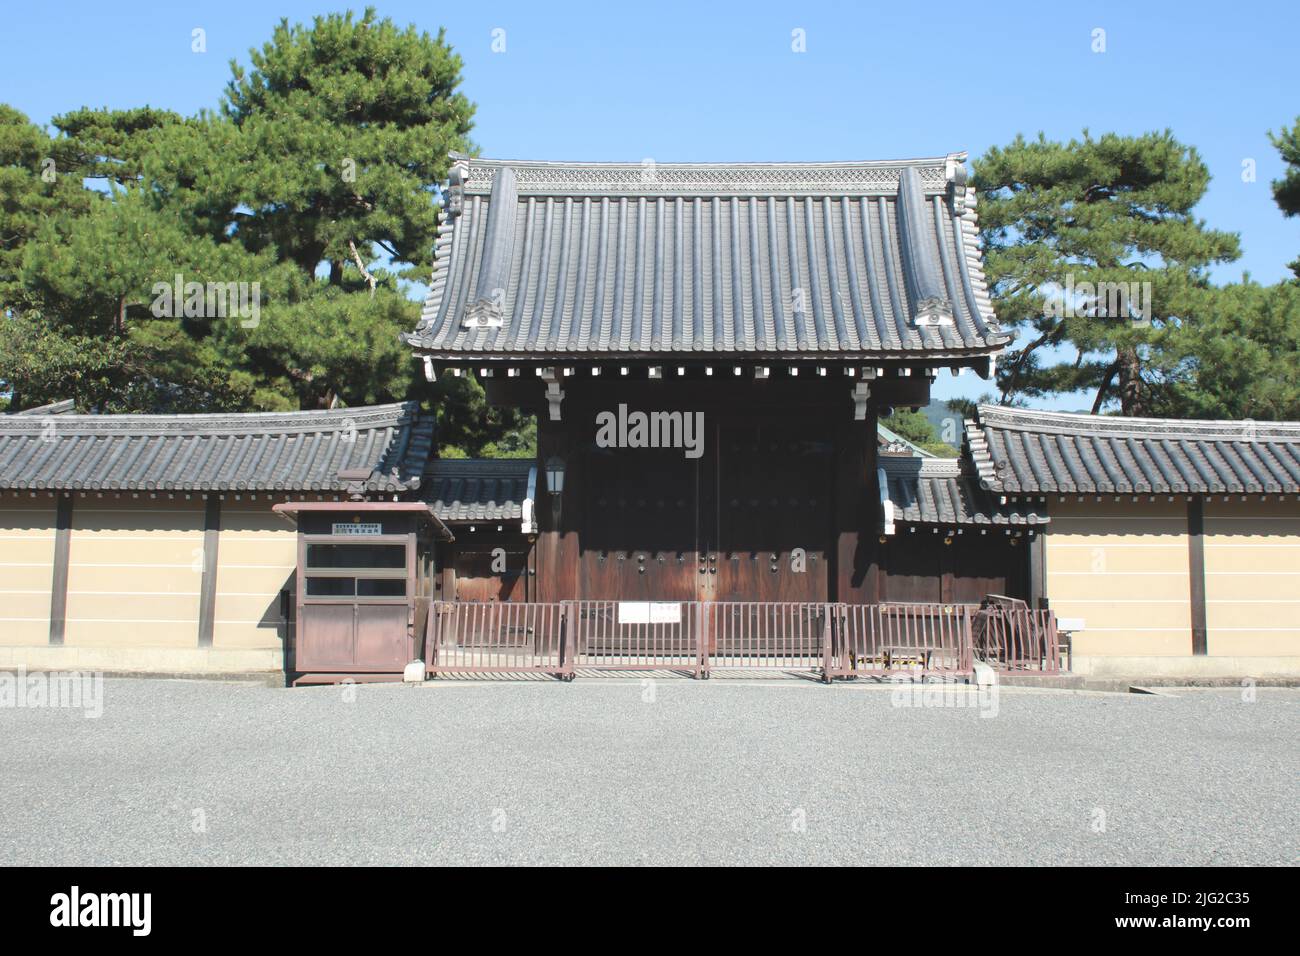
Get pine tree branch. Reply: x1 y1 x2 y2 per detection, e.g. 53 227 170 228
1091 360 1119 413
348 240 377 298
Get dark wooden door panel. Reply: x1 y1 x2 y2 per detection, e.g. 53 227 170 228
455 550 530 602
580 445 699 601
712 422 831 603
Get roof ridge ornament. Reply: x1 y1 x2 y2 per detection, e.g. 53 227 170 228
945 152 969 214
896 167 954 328
446 153 470 218
454 157 953 197
463 165 518 329
337 466 376 501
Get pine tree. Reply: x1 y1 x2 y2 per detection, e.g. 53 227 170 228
1270 117 1300 278
975 130 1240 415
2 8 506 427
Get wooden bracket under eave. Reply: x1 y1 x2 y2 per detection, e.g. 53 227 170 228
541 368 565 421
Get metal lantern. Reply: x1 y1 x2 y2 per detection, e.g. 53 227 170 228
545 456 565 495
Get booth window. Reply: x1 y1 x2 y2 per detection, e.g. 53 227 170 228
306 577 407 598
307 544 405 569
303 541 408 600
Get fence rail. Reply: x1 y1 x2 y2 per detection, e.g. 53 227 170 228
572 600 703 675
973 605 1062 674
827 603 975 679
706 602 828 673
425 600 1061 680
426 601 572 678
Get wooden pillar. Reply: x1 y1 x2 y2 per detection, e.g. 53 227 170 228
536 415 579 602
47 493 73 645
197 495 221 648
831 409 876 604
1187 497 1208 656
440 551 457 602
1028 530 1046 609
939 536 954 603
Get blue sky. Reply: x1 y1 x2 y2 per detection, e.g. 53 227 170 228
2 0 1294 409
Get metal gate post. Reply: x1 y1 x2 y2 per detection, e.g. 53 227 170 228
821 604 834 684
961 605 973 675
424 601 440 669
559 600 575 681
695 602 709 679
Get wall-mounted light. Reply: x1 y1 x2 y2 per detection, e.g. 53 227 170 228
546 456 566 496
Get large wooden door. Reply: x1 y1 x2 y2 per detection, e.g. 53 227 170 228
577 418 833 604
579 444 701 601
708 420 832 603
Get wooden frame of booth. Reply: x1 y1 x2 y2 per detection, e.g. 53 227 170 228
273 501 453 685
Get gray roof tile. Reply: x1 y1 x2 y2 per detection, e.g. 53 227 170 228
405 155 1009 359
879 456 1047 530
0 403 431 493
420 459 534 524
967 406 1300 495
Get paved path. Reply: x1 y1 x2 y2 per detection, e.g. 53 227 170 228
1 678 1295 865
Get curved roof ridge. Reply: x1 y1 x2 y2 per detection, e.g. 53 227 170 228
451 152 964 169
976 404 1300 440
446 153 967 198
0 402 417 436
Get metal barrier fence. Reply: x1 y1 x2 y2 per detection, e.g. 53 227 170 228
425 600 1060 681
426 601 572 678
705 602 828 674
973 606 1062 674
572 600 703 675
826 603 975 680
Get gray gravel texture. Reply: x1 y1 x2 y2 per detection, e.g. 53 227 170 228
1 677 1295 866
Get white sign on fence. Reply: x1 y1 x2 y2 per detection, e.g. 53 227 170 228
331 522 383 536
618 601 682 625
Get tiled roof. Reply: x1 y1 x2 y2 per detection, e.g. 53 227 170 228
877 421 938 458
878 456 1047 532
0 402 432 493
11 399 75 415
405 154 1008 360
966 406 1300 495
421 458 535 526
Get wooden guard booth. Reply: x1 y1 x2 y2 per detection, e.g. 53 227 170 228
273 501 453 684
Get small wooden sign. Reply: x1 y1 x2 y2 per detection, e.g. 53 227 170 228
618 601 682 624
331 522 383 536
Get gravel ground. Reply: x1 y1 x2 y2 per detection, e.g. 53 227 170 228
0 677 1295 866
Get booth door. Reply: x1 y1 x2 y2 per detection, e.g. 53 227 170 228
297 603 409 672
